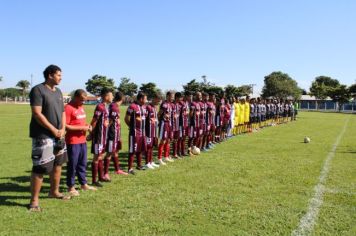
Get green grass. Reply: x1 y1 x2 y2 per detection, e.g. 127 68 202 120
0 104 355 235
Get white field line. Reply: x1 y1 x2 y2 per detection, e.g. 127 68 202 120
291 116 350 236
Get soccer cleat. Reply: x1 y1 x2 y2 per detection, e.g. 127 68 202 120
146 163 155 169
92 182 104 188
136 166 147 171
151 162 160 168
128 169 136 175
165 157 174 162
115 169 128 175
159 159 167 165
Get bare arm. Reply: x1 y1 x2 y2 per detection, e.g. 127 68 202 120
31 106 61 138
124 114 130 127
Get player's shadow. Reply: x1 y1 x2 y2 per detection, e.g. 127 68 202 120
0 175 51 208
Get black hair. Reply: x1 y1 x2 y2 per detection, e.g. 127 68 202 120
100 87 113 97
175 92 182 99
166 91 173 98
208 92 215 97
137 91 146 100
73 89 87 98
184 91 191 96
43 64 61 80
113 91 124 102
202 92 209 97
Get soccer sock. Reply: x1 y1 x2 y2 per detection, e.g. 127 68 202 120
98 159 104 180
148 148 153 163
145 150 149 164
112 154 119 172
164 142 170 157
91 161 98 183
173 140 178 156
188 138 193 149
104 158 110 175
176 139 181 156
136 153 142 168
158 143 164 160
202 136 206 148
181 136 186 154
128 153 134 170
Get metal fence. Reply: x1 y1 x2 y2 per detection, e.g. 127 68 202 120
299 100 356 113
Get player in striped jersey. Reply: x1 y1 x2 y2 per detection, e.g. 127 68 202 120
145 92 161 169
179 91 191 156
172 92 183 158
200 92 209 151
158 91 175 164
105 91 128 179
205 93 216 149
89 88 113 187
124 92 148 175
188 92 201 155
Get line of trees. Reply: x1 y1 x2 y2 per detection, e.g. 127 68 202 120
309 76 356 110
1 72 355 105
0 76 31 99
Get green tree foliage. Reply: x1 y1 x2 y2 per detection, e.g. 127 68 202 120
237 85 253 96
16 80 30 97
85 74 115 96
118 77 138 97
224 84 239 97
182 79 201 94
348 83 356 97
309 76 340 99
261 71 301 99
139 82 162 100
0 88 22 98
329 85 351 111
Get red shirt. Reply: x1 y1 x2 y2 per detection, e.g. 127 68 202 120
65 102 87 144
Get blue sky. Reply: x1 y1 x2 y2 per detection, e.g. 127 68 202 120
1 0 356 94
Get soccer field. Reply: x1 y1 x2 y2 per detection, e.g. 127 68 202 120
0 104 355 235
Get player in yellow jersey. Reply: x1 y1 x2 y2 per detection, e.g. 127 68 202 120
244 96 250 133
233 97 239 135
238 99 245 134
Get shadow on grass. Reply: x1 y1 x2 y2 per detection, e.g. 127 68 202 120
0 175 52 208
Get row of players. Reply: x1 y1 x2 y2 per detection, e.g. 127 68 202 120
64 88 297 193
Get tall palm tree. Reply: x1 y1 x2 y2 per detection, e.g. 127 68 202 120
16 80 30 97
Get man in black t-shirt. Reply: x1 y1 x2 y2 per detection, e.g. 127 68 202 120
29 65 70 212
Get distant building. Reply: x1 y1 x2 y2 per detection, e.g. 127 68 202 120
299 95 356 113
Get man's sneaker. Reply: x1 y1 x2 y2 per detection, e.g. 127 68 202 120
115 169 128 175
146 163 155 169
151 162 160 168
92 182 104 188
159 159 167 165
165 157 174 162
128 169 136 175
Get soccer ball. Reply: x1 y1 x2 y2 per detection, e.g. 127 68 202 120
192 146 201 155
304 137 311 143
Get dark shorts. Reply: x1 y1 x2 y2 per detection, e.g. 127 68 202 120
250 116 255 123
159 122 172 140
189 126 200 138
31 138 68 175
91 142 106 155
106 139 122 153
146 137 158 149
129 135 147 154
